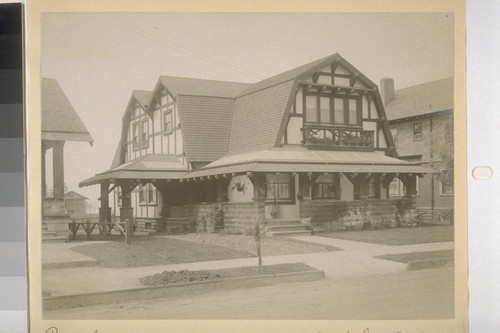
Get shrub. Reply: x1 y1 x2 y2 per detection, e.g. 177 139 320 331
140 269 221 286
196 204 224 233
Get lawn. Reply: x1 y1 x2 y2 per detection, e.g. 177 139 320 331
374 250 454 263
70 236 254 268
318 225 454 246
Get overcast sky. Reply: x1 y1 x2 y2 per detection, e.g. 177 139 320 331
41 12 454 207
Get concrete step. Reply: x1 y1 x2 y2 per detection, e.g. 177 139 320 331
265 224 309 232
42 231 57 237
42 236 68 243
267 230 312 237
264 218 301 226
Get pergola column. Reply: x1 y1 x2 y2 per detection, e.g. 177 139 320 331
52 141 65 199
119 181 134 222
99 181 112 223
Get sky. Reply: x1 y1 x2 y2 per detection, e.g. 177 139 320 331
41 12 454 208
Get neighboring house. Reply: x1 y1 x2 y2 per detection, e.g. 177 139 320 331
64 191 89 216
42 78 93 238
81 54 430 234
382 77 453 222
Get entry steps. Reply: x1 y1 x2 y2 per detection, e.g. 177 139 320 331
42 222 67 243
264 218 312 237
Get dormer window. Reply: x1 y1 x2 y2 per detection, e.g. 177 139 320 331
304 89 361 127
133 119 149 150
164 110 173 132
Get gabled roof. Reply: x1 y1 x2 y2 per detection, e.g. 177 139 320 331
132 90 153 108
385 77 453 121
42 78 94 143
80 154 188 187
64 191 89 200
237 53 377 97
227 53 379 153
177 95 236 162
159 76 251 98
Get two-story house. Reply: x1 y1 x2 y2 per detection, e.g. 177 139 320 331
382 77 453 223
80 54 430 235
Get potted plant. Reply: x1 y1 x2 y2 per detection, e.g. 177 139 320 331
231 180 247 193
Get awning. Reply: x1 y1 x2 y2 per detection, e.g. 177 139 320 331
184 146 434 178
79 154 188 187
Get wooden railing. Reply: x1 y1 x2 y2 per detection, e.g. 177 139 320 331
301 126 375 148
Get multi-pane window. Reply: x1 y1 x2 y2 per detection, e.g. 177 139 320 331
133 120 149 150
265 173 292 200
164 111 173 132
440 169 454 195
304 90 360 126
413 121 423 141
313 174 338 199
389 178 419 197
138 184 157 205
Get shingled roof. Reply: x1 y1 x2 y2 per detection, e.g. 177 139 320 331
42 78 94 143
385 77 453 121
159 76 250 98
177 95 236 162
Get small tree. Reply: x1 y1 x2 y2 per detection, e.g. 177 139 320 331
254 219 264 271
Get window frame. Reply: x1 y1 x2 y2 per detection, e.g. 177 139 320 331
138 183 158 206
132 118 150 150
440 169 454 196
303 88 362 127
413 121 423 141
163 109 174 133
265 173 294 202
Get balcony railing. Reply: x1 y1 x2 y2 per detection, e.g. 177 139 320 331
301 126 375 148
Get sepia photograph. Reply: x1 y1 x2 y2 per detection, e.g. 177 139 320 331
30 4 465 331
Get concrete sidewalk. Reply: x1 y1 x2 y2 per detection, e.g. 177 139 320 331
42 235 453 297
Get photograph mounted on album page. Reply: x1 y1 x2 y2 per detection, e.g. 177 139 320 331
26 0 467 332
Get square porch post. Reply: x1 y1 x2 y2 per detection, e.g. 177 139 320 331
119 181 134 222
99 181 111 223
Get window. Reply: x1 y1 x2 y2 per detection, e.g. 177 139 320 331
304 88 360 127
133 120 149 150
265 173 292 200
164 111 173 132
413 122 423 141
138 184 157 205
440 169 454 195
333 98 344 124
389 178 420 197
313 174 338 199
305 95 318 122
390 128 398 145
116 188 122 206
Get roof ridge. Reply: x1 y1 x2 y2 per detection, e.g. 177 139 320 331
395 76 453 92
160 75 252 85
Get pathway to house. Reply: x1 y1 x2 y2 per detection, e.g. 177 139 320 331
42 235 454 297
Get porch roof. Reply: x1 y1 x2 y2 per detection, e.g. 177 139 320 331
184 146 433 178
79 154 188 187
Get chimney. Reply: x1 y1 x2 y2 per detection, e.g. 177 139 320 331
380 78 395 105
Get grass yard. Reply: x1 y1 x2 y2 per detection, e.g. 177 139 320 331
374 250 454 263
70 236 254 268
318 225 454 246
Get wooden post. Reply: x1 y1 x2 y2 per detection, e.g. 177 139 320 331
52 141 65 199
125 218 133 245
255 219 262 271
99 181 112 223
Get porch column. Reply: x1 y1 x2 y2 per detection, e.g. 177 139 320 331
99 181 112 222
405 174 418 198
52 141 65 199
358 173 370 200
119 181 134 222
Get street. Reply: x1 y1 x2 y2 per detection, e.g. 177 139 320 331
45 266 454 320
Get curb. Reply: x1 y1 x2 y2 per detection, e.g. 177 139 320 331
406 257 454 271
43 269 324 311
43 259 99 270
